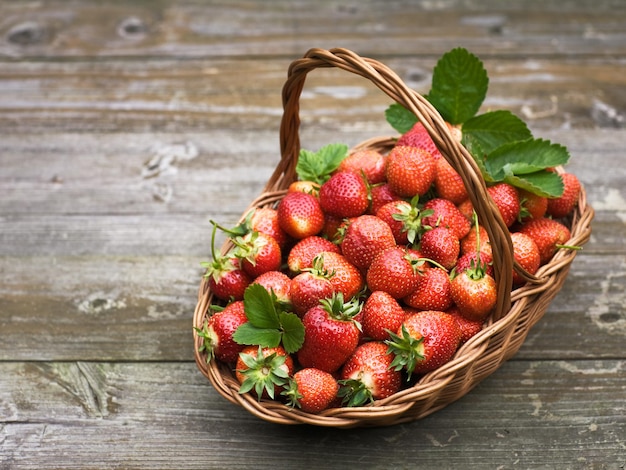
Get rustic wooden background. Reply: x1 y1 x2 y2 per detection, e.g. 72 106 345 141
1 1 625 468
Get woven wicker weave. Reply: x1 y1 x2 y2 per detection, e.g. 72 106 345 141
192 48 594 428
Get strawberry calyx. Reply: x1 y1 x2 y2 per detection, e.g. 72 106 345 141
194 319 217 363
237 346 290 400
385 325 425 381
391 195 433 244
320 293 362 326
337 378 374 407
230 230 265 267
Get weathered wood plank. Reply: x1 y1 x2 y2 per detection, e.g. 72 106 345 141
0 57 624 134
1 0 626 60
1 360 624 469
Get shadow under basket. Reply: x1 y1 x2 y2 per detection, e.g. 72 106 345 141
192 48 594 428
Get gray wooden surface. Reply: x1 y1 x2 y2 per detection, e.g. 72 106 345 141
1 1 625 469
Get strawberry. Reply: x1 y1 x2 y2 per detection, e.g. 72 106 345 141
297 294 362 373
339 341 402 406
340 214 396 271
232 231 282 279
318 171 369 218
547 172 581 219
195 300 248 363
386 310 462 377
235 345 294 400
396 121 443 159
450 260 497 322
510 231 541 286
251 271 292 307
366 246 423 299
447 307 484 344
385 145 436 197
321 214 350 243
337 149 386 185
518 217 572 265
282 368 339 414
287 235 340 273
403 266 453 312
277 191 325 240
419 226 460 271
247 207 290 249
457 198 475 222
203 253 251 302
368 183 403 215
376 196 431 245
290 260 335 317
460 224 492 258
317 251 365 301
361 290 407 341
288 180 321 196
434 157 468 204
487 183 520 228
422 198 471 240
518 189 548 223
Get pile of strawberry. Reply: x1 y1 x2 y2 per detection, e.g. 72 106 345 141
195 48 582 414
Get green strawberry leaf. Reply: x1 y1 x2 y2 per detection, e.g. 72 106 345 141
385 103 419 134
485 138 570 180
426 47 488 125
504 171 565 198
242 283 280 329
296 143 348 184
278 312 306 354
461 110 532 156
235 284 305 352
233 324 282 348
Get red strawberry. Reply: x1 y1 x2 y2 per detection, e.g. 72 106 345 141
460 225 492 258
282 368 339 414
317 251 365 301
290 259 336 317
518 217 572 265
420 226 460 271
422 198 471 240
547 172 581 219
447 307 484 344
368 183 404 215
203 253 251 302
361 290 407 341
385 146 436 197
297 294 362 373
434 157 468 204
376 196 430 245
487 183 520 228
195 300 248 363
287 235 340 273
450 261 497 322
396 121 443 159
235 345 294 400
319 171 369 218
457 198 475 222
510 231 541 286
287 180 321 196
339 341 402 405
248 207 290 249
337 149 386 185
321 214 350 243
252 270 292 307
403 267 453 312
386 310 462 377
340 214 396 271
232 231 282 279
366 246 423 299
518 189 548 223
277 191 325 239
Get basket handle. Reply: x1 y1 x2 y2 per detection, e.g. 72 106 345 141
275 47 514 321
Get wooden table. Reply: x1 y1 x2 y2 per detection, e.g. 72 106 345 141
1 1 625 468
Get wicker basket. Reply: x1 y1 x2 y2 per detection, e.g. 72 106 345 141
192 48 594 428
